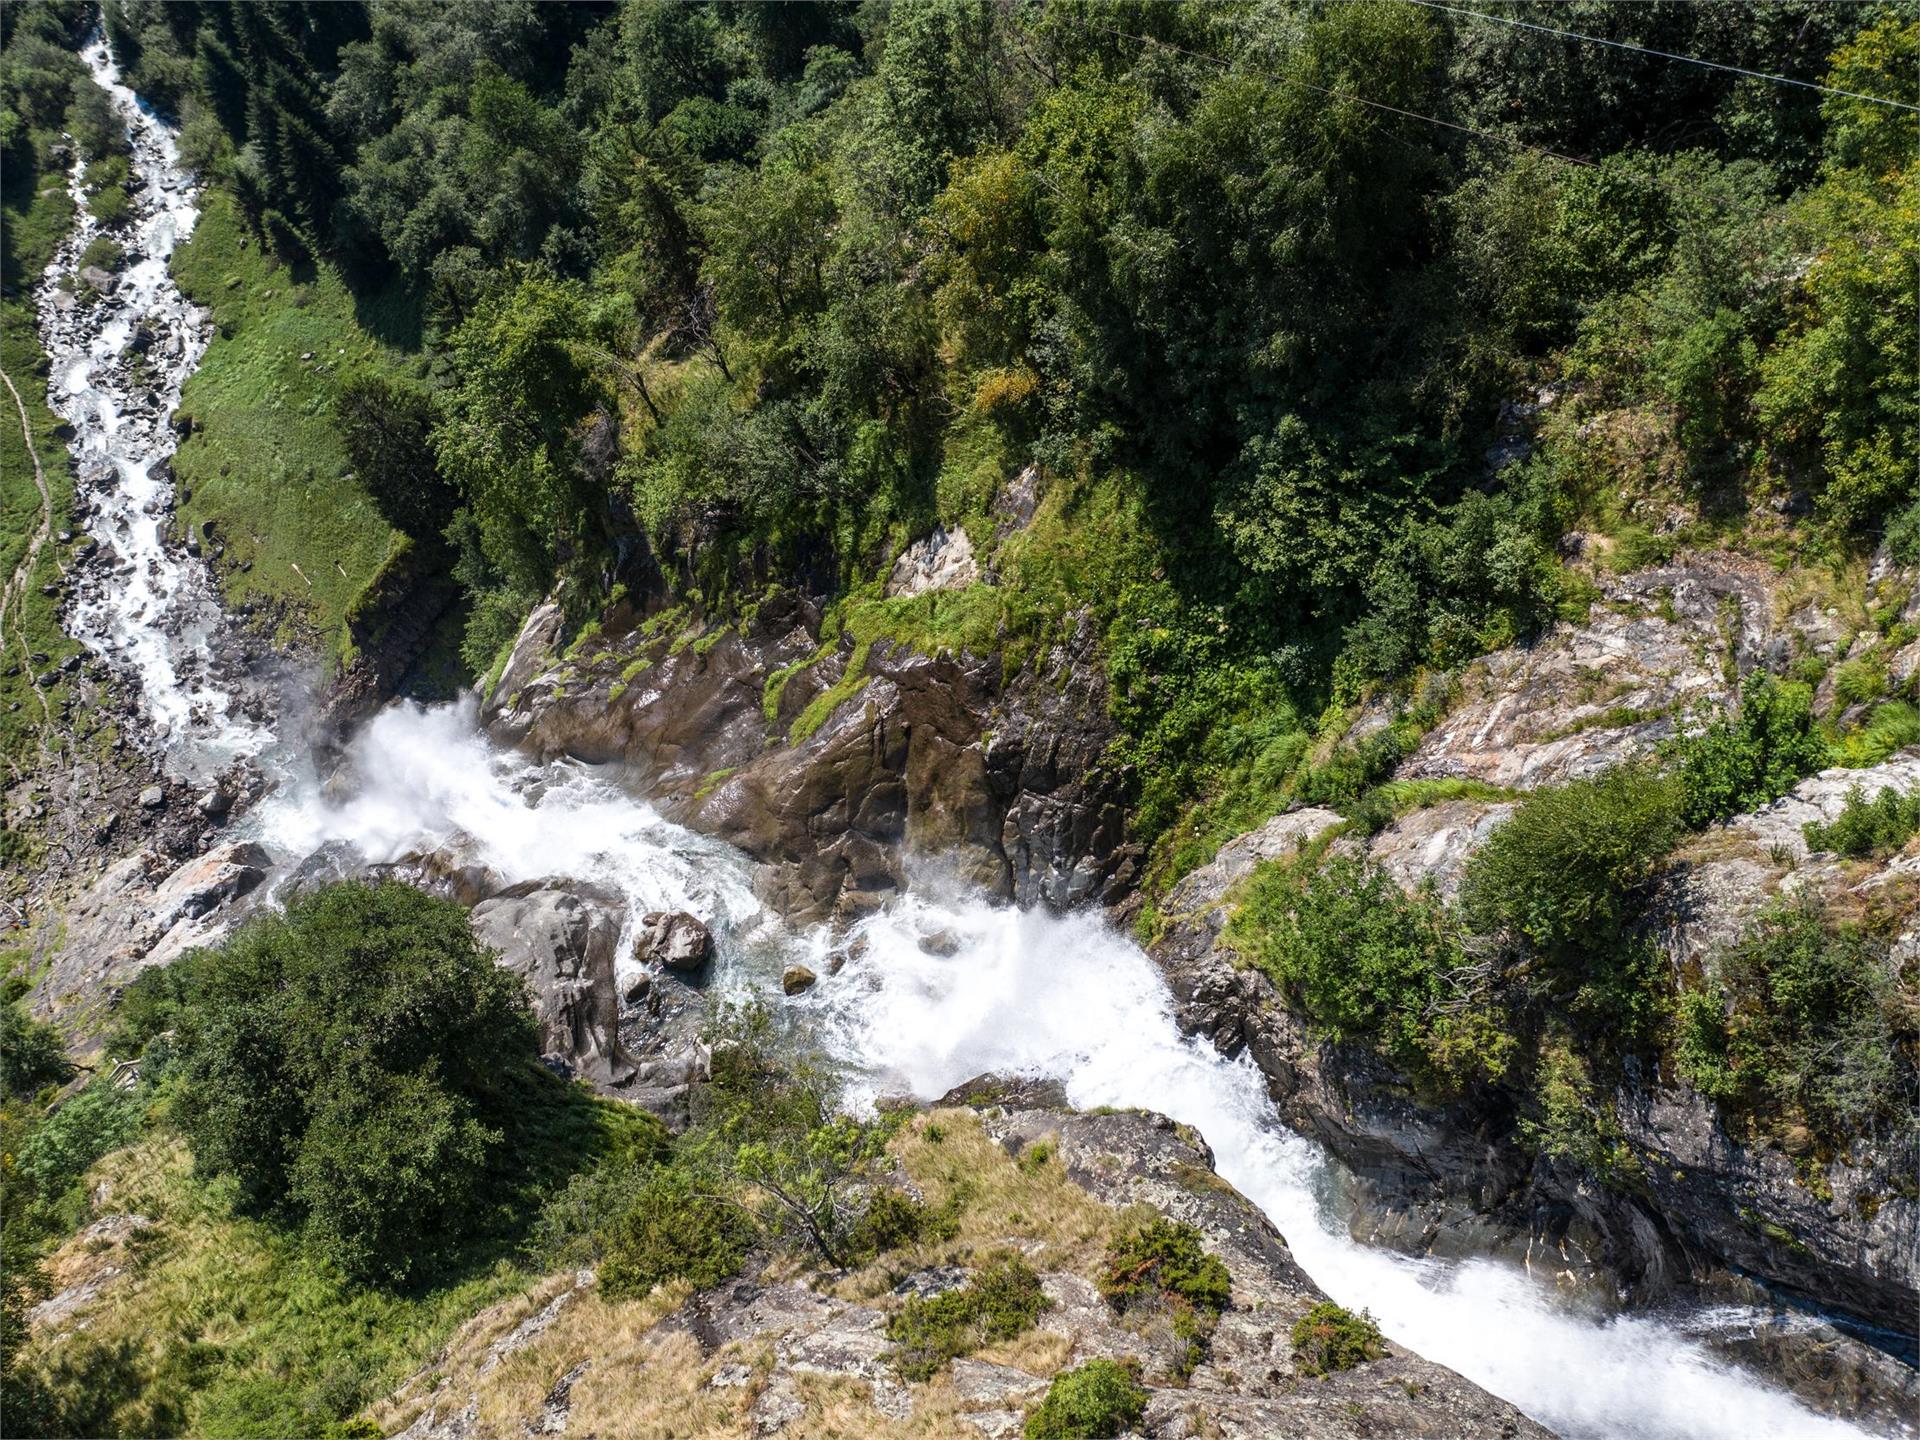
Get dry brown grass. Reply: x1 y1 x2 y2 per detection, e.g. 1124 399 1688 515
363 1109 1128 1438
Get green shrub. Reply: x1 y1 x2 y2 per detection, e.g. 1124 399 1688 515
596 1164 752 1300
1230 855 1513 1091
162 881 541 1285
1023 1358 1148 1439
1099 1217 1231 1316
1671 678 1827 827
1835 701 1920 766
1673 897 1914 1148
888 1255 1049 1381
1 986 69 1100
1518 1040 1638 1183
1098 1216 1233 1378
1290 1301 1385 1377
1832 658 1888 706
11 1083 142 1207
851 1188 958 1257
1803 784 1920 858
79 235 123 273
1461 764 1680 963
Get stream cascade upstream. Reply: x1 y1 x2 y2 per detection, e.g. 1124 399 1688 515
36 33 1893 1440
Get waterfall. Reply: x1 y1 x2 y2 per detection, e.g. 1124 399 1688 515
37 36 271 779
37 35 1890 1440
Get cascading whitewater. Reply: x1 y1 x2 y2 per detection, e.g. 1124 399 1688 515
256 706 1881 1440
38 35 1889 1440
36 36 269 779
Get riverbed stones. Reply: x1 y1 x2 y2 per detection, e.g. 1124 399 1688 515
632 909 712 972
780 963 816 995
469 882 636 1091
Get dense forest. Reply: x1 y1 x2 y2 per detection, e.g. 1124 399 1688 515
7 0 1914 863
2 3 1918 1437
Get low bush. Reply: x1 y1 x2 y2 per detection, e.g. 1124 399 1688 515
1290 1301 1385 1377
78 234 123 273
887 1254 1049 1381
1023 1358 1148 1439
1099 1216 1232 1379
1673 897 1914 1149
1803 784 1920 859
851 1187 958 1257
1461 763 1680 965
1671 677 1827 828
11 1083 143 1216
1 982 69 1100
596 1164 752 1300
1232 855 1512 1091
1099 1217 1230 1316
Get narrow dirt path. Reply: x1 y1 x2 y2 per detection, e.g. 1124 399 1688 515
0 363 57 737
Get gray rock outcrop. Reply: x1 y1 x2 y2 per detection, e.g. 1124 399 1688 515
485 593 1134 925
469 881 636 1091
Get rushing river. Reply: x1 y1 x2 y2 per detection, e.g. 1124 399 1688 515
43 34 1893 1440
36 37 274 782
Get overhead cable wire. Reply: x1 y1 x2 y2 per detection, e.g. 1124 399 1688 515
1398 0 1920 114
1057 11 1599 167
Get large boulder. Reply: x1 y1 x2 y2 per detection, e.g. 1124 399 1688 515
31 841 271 1032
469 882 635 1091
632 910 712 972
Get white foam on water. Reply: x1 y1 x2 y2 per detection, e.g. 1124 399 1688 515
254 699 775 970
800 889 1879 1440
36 36 269 777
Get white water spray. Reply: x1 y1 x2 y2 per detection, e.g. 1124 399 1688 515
254 700 779 972
36 37 269 778
801 892 1883 1440
36 33 1894 1440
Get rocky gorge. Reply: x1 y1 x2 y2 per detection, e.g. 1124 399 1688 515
10 19 1918 1440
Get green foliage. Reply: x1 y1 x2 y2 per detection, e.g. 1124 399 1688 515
1755 17 1918 539
686 1001 900 1269
11 1082 142 1211
595 1163 752 1300
1519 1039 1638 1183
0 985 69 1100
1232 856 1511 1093
1674 897 1915 1149
887 1254 1049 1381
1803 785 1920 859
1672 678 1827 828
1099 1217 1230 1315
1289 1301 1385 1377
153 881 540 1285
1461 764 1681 963
851 1187 958 1257
1023 1358 1148 1440
1834 701 1920 768
332 370 455 542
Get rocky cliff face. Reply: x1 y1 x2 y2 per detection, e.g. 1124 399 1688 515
483 592 1135 926
1149 550 1920 1426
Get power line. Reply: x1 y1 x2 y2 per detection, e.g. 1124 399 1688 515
1400 0 1920 114
1058 12 1599 167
